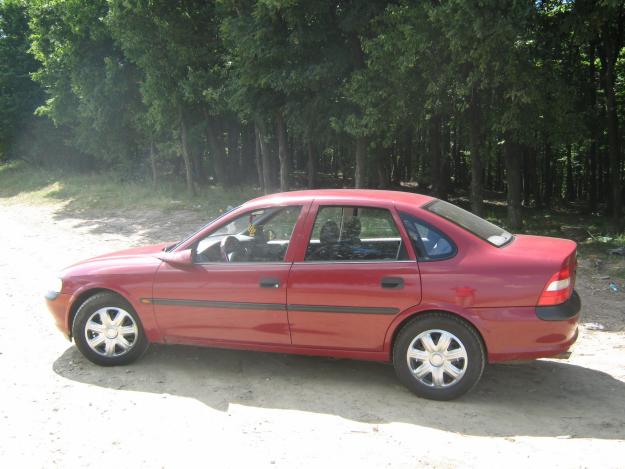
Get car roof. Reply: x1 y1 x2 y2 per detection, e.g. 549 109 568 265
245 189 434 208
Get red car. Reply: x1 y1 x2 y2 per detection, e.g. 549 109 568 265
45 190 580 400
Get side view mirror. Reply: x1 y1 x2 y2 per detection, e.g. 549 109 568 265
157 249 193 267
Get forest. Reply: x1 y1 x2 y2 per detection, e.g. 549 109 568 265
1 0 624 231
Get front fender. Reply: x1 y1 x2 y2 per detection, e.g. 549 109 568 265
66 276 162 343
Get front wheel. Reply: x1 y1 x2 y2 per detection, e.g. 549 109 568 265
393 312 485 400
72 292 148 366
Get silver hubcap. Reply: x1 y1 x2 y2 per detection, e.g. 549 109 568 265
84 307 138 357
406 329 468 388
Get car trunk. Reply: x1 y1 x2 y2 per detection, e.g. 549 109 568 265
504 234 577 305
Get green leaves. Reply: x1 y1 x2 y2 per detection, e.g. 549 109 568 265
0 0 43 159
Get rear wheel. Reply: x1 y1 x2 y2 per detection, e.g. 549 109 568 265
72 292 148 366
393 312 485 400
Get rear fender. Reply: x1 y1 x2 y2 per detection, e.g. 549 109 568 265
383 302 487 358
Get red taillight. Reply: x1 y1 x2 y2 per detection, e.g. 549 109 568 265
537 254 576 306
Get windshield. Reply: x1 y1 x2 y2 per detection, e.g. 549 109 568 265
165 205 240 252
424 200 513 247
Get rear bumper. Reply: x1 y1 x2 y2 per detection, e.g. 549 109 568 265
45 292 72 340
469 291 581 363
536 290 581 321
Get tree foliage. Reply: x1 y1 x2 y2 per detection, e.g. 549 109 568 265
0 0 624 228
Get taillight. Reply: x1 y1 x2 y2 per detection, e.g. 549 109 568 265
537 253 576 306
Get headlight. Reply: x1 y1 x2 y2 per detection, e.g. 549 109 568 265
45 277 63 297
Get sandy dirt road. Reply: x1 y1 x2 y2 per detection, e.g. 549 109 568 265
1 200 624 468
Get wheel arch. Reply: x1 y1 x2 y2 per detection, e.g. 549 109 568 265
384 307 488 360
67 287 130 338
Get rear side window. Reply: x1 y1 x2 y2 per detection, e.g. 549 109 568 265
425 200 512 247
400 213 455 260
305 206 408 261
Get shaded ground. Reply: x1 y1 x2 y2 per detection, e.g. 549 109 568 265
1 200 624 468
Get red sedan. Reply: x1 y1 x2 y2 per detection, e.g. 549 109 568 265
45 190 580 400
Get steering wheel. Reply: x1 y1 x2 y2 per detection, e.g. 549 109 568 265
220 235 241 262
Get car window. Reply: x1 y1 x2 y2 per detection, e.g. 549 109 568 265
424 199 512 247
195 206 302 262
400 212 455 260
305 206 408 261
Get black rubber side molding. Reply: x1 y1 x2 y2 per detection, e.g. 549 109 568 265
536 290 581 321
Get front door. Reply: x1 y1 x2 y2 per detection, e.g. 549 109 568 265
287 204 422 350
152 205 305 345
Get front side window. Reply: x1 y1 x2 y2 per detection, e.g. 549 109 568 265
401 213 455 260
305 206 408 261
195 206 302 262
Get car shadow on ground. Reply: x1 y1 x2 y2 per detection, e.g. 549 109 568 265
53 344 625 440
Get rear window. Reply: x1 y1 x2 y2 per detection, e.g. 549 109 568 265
424 200 513 247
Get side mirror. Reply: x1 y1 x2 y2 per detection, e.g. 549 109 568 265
157 249 193 267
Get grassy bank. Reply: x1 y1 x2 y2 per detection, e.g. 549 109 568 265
0 161 260 217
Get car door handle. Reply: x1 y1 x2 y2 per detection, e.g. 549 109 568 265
260 277 281 289
381 277 404 289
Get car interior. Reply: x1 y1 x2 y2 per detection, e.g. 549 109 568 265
194 206 300 263
305 207 408 261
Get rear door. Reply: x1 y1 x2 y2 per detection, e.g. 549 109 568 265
286 203 421 350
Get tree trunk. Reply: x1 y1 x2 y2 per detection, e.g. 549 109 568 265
429 114 442 197
468 93 484 216
307 140 317 189
254 124 264 192
440 118 451 198
588 44 599 212
522 145 531 205
452 119 462 189
405 128 413 182
191 148 207 186
354 136 367 188
256 119 275 194
504 134 523 230
275 112 290 192
565 144 575 201
240 124 256 184
227 121 241 183
375 148 390 189
149 138 157 188
529 145 542 208
589 139 598 211
392 142 402 186
543 139 553 207
179 110 195 196
205 118 228 186
599 41 623 230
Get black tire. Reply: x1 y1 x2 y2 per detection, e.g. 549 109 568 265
72 292 149 366
393 312 485 400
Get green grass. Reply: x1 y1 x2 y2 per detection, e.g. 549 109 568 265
0 161 260 217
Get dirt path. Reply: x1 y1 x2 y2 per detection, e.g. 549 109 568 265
1 200 624 468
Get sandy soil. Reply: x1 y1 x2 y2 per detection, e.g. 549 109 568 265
1 200 624 468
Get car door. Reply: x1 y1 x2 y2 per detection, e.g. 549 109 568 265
286 202 422 351
152 204 307 345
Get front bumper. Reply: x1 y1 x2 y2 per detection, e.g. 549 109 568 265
45 292 72 340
